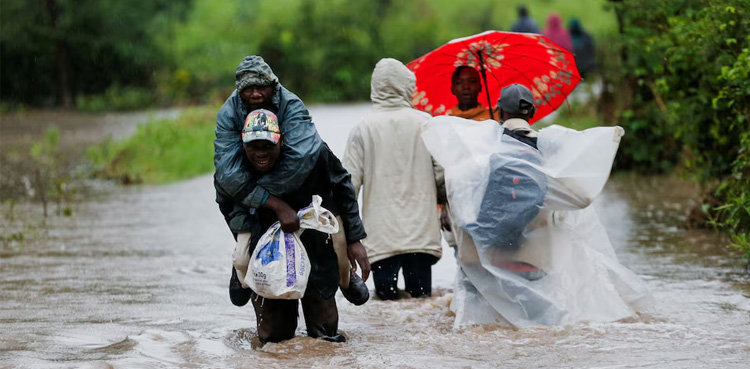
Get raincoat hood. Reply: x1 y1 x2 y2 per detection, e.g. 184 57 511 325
543 13 573 51
569 18 582 35
235 55 280 95
546 13 562 30
370 58 415 109
214 57 322 210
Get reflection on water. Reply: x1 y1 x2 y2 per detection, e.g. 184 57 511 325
1 105 749 368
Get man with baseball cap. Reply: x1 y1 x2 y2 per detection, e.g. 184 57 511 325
497 83 538 139
218 108 370 344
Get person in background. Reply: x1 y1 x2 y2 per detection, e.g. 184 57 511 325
218 109 370 344
447 66 493 121
568 18 597 78
543 13 573 52
343 58 443 301
510 4 540 34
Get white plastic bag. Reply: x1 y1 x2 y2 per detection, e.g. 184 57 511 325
246 195 339 299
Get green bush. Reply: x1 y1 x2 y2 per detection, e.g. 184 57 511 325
711 46 750 261
76 85 156 112
86 106 218 184
608 0 749 178
604 0 750 262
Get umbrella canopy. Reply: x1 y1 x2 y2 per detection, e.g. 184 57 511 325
407 30 581 123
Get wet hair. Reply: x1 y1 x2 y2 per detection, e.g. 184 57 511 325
451 66 478 82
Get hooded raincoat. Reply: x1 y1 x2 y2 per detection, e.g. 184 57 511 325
343 58 443 264
214 56 323 231
543 13 573 52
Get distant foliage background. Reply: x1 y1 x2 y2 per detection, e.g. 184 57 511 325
0 0 615 108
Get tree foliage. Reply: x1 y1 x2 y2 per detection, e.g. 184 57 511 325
0 0 190 107
139 0 616 104
606 0 750 258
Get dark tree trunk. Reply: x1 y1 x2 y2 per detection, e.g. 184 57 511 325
46 0 73 108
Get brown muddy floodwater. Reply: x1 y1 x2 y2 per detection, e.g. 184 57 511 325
1 105 749 369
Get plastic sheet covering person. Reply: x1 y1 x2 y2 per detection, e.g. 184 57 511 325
421 117 654 328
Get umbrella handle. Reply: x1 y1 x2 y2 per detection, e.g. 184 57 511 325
477 52 495 121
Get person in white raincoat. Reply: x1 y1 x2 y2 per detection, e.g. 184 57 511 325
423 84 654 328
343 58 443 300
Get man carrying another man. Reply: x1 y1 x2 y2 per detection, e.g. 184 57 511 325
215 109 369 343
213 56 370 343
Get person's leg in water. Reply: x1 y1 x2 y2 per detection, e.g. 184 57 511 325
372 255 403 300
300 286 346 342
249 290 299 344
401 252 439 298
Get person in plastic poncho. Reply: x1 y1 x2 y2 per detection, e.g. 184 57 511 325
343 58 443 300
218 109 370 344
435 84 654 328
214 56 368 308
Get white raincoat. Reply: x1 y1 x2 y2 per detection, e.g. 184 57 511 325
343 58 442 264
422 116 654 328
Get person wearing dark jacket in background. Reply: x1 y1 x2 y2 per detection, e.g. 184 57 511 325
568 18 597 78
510 5 540 34
216 109 370 344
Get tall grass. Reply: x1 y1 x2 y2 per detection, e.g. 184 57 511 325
87 106 218 184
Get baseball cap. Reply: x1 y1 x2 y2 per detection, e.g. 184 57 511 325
242 109 281 144
498 83 536 115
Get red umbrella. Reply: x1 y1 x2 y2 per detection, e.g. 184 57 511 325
406 30 581 123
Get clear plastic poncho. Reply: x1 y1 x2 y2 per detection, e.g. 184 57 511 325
421 116 654 328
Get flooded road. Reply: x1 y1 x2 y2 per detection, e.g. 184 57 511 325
1 105 749 368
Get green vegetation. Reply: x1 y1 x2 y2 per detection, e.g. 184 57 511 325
86 107 217 184
163 0 615 104
76 85 156 113
0 0 190 108
29 128 78 217
604 0 750 260
1 0 615 108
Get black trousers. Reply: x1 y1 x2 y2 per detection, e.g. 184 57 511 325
250 287 343 343
372 252 439 300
